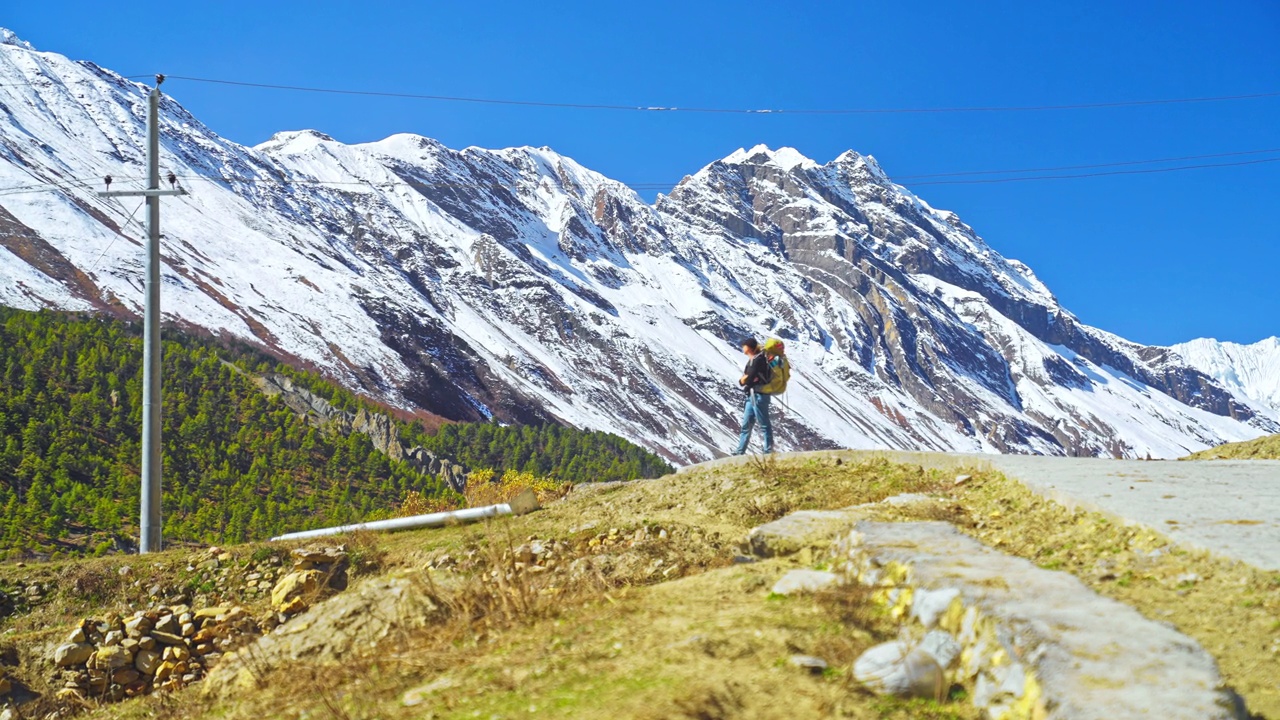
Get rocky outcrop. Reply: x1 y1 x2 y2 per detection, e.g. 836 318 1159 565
252 374 469 491
836 521 1248 720
42 544 352 707
47 599 259 700
204 575 441 698
743 498 1251 719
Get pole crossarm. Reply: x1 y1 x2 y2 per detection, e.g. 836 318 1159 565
98 188 189 198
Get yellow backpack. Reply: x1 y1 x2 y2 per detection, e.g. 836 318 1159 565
758 339 790 395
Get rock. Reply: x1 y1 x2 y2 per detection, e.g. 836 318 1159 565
91 645 131 670
271 570 324 612
168 645 191 662
125 615 153 637
770 569 839 596
53 642 94 667
181 622 196 637
111 667 140 685
55 688 84 702
103 630 124 646
839 521 1250 719
852 641 945 701
918 630 962 670
508 487 541 516
747 510 860 558
910 587 961 629
154 614 178 635
788 655 828 674
154 661 177 682
135 649 162 676
194 606 230 620
954 474 972 486
205 576 440 697
291 549 335 564
138 636 157 650
66 626 87 644
151 630 187 646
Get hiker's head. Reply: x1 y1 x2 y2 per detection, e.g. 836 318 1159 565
741 338 759 356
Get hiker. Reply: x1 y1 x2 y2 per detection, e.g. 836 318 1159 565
733 338 773 455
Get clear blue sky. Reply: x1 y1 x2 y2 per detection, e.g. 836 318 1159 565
10 1 1279 345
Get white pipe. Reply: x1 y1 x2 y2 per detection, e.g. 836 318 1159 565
270 503 513 542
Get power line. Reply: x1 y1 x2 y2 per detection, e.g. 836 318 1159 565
905 156 1280 186
893 147 1280 180
165 74 1280 115
86 197 147 275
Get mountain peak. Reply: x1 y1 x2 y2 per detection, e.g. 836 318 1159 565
255 129 337 152
831 149 891 182
0 28 35 51
720 144 818 171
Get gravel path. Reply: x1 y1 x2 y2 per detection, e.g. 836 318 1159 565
685 452 1280 571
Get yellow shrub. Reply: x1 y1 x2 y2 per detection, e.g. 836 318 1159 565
396 469 569 517
465 469 569 507
396 490 463 517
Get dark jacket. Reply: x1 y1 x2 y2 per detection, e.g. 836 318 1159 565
740 352 772 393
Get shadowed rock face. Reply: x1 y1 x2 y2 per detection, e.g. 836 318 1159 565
0 32 1275 461
254 374 469 491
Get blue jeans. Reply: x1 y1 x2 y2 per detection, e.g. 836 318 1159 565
734 392 773 455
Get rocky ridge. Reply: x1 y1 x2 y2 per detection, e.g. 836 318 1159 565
253 373 469 490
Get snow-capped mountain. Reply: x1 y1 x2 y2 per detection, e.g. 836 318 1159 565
1170 337 1280 417
0 30 1274 462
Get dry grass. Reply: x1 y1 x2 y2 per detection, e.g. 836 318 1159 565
68 456 974 720
1183 433 1280 460
16 453 1274 719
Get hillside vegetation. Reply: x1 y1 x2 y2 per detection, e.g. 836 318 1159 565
1182 433 1280 460
0 308 670 558
410 422 672 482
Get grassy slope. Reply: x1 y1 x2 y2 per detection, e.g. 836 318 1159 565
1183 433 1280 460
2 454 1276 719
